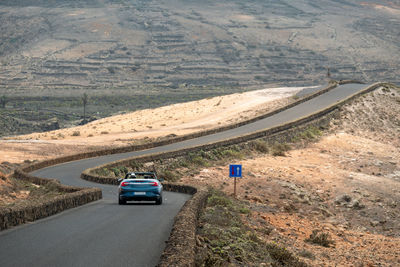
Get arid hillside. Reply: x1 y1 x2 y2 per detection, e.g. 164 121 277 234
0 0 399 137
1 0 399 92
183 85 400 266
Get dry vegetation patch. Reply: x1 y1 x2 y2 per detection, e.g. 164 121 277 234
0 177 64 208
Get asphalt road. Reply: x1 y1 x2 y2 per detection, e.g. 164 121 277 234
0 83 369 267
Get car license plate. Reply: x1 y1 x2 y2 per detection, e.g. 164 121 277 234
134 192 146 195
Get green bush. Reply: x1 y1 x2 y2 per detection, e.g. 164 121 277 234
111 167 120 177
305 230 335 247
266 243 307 266
252 140 269 153
271 143 291 156
96 168 110 177
190 156 209 167
207 194 233 208
159 170 179 182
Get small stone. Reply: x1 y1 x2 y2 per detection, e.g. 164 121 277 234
349 199 365 210
370 220 380 227
335 194 352 204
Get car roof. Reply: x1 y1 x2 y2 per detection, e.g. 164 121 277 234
127 172 155 175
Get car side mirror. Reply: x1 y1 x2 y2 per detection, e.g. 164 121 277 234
117 178 123 183
159 178 164 182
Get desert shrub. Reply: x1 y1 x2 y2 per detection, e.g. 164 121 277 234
71 131 80 136
111 167 120 177
190 155 209 167
252 140 269 153
301 126 322 139
101 131 109 135
271 143 291 156
159 170 179 182
220 148 244 159
305 230 335 247
118 166 128 175
208 194 233 208
96 168 111 177
129 161 143 170
266 243 307 266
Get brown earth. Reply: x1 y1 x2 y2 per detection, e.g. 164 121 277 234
181 86 400 266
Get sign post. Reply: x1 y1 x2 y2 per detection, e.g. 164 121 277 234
229 164 242 198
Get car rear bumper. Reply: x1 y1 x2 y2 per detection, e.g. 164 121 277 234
119 191 161 201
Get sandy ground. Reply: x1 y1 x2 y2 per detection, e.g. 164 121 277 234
0 86 303 164
182 132 400 266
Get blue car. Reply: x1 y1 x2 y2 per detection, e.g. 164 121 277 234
118 172 163 205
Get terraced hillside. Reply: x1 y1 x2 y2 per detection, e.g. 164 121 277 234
0 0 399 135
1 0 399 92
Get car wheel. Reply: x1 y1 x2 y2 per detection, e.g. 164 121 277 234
155 196 162 205
119 196 126 205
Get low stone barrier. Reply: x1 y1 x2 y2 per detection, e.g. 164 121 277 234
79 82 393 266
16 81 347 176
0 170 102 231
81 82 389 185
3 81 393 261
158 184 209 267
1 82 345 231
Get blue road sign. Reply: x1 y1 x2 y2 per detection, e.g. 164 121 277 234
229 164 242 178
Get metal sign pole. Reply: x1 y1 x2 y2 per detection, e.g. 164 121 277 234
230 164 241 199
234 177 237 198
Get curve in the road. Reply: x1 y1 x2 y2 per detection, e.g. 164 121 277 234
0 83 371 267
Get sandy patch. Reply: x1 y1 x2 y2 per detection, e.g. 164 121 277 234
232 14 255 21
0 86 305 163
361 3 400 15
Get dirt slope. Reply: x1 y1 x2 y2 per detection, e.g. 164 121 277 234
182 85 400 266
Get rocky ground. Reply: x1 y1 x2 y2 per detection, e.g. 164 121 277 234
181 86 400 266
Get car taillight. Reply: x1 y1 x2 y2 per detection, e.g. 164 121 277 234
151 181 158 186
121 182 129 187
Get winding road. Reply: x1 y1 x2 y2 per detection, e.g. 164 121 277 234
0 83 370 267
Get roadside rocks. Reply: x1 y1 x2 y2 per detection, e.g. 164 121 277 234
334 194 365 210
278 180 313 205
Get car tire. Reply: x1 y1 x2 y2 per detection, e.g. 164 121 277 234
119 197 126 205
155 196 162 205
